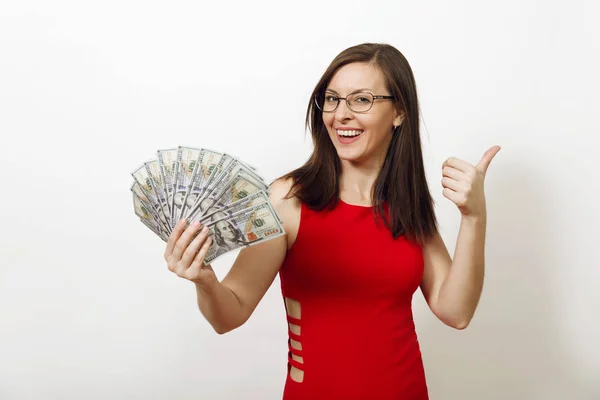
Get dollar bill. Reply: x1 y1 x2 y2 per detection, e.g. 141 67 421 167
198 190 270 224
172 146 201 224
181 148 222 220
157 148 178 225
133 191 169 241
131 182 171 234
187 157 264 218
197 153 235 197
131 165 171 233
188 169 268 221
203 201 285 264
145 160 172 229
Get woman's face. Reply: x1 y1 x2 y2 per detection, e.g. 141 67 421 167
322 62 403 165
216 221 236 241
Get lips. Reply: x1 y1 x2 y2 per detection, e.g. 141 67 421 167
336 129 364 137
335 128 364 144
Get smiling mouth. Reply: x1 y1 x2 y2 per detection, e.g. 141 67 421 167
336 129 364 137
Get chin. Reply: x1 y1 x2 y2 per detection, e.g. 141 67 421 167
334 147 368 163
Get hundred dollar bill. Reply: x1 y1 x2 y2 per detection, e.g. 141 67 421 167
224 151 261 176
181 148 222 220
131 182 171 234
188 169 267 221
131 165 170 233
188 157 264 218
203 201 285 264
172 146 201 224
211 157 264 195
157 148 178 223
145 160 172 228
196 153 235 197
133 191 169 241
198 190 270 224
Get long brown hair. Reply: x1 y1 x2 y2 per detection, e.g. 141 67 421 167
280 43 438 246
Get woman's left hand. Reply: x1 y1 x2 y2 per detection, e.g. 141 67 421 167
441 145 501 219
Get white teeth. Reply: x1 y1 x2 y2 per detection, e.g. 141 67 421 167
337 130 363 137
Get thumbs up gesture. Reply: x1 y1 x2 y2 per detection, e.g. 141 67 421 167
441 146 501 219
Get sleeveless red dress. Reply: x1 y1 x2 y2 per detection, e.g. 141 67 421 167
278 200 429 400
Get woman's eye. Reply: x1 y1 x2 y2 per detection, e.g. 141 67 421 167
325 95 338 102
355 96 371 103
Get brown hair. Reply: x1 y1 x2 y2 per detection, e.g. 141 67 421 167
280 43 438 245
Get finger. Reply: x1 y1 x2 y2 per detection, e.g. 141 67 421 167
442 157 473 173
172 220 203 261
442 187 464 205
442 166 466 181
441 177 462 192
164 219 189 260
188 235 213 277
475 145 501 175
180 226 210 268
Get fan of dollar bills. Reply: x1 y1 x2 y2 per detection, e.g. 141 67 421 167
130 147 285 264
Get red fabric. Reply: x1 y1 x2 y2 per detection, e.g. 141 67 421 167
279 200 429 400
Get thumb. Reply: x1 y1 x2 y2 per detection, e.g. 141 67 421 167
476 145 501 175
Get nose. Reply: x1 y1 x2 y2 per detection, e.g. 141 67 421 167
334 99 353 121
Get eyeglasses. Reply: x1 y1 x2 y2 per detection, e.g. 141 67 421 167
315 91 395 113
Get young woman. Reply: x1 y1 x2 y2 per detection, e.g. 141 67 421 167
164 43 500 399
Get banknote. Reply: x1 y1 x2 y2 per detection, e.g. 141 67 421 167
131 166 170 233
131 146 283 261
157 148 178 224
203 201 285 264
133 191 169 241
188 169 268 221
188 157 264 217
145 160 172 229
172 146 201 224
198 190 270 224
131 182 171 234
196 153 234 199
181 148 222 220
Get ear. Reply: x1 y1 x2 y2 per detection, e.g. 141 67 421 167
393 111 405 128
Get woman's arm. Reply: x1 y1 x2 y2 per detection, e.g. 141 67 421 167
420 146 499 329
194 178 300 334
420 215 486 329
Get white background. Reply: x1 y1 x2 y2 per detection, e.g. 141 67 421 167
1 1 599 399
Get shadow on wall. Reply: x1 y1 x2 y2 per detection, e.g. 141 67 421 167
416 158 599 400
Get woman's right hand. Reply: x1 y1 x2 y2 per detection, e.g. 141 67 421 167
164 219 216 287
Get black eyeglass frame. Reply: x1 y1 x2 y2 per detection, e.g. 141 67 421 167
314 91 395 113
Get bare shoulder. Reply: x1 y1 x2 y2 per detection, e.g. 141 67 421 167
268 177 301 249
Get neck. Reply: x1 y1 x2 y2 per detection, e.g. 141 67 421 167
339 156 384 205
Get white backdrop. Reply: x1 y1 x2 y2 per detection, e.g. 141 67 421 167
1 1 599 399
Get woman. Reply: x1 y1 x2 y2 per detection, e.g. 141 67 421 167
164 43 500 399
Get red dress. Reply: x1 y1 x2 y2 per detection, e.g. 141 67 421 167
279 200 429 400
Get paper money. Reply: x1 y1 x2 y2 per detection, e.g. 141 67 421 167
133 191 169 241
131 166 170 233
188 158 264 217
198 190 270 224
145 160 172 229
131 146 284 262
157 148 178 224
188 169 268 221
203 201 285 264
172 146 201 224
181 148 222 220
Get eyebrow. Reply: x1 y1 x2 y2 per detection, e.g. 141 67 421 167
325 88 374 94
